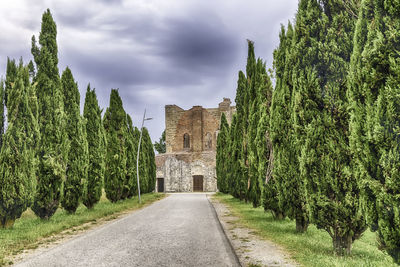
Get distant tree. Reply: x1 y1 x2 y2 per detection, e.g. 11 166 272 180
103 89 127 202
348 0 400 262
83 84 104 209
31 9 68 219
0 63 39 228
216 113 229 193
142 127 156 193
154 130 166 154
60 67 88 213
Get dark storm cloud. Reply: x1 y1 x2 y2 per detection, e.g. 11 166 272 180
61 8 239 94
157 13 240 74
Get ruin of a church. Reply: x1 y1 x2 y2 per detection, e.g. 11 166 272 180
155 98 235 192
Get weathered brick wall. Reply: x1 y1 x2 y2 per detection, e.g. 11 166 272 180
157 98 235 192
167 98 234 154
155 152 217 192
165 105 185 153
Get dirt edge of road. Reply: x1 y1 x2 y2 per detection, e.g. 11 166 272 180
208 195 298 267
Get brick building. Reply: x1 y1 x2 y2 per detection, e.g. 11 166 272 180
155 98 235 192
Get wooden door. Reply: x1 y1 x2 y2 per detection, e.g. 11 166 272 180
193 175 203 192
157 178 164 192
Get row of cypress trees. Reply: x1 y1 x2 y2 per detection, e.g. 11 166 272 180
0 9 156 228
217 0 400 262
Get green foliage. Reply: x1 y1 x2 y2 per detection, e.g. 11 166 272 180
270 23 301 224
83 84 104 208
248 57 273 209
348 0 400 262
216 113 229 193
5 58 18 108
154 130 166 154
0 63 39 228
0 80 5 146
60 67 88 213
103 89 127 202
290 0 365 255
31 9 68 220
124 114 137 199
140 127 156 193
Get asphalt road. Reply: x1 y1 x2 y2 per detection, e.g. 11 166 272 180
15 193 240 267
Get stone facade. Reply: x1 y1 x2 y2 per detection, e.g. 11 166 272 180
155 98 235 192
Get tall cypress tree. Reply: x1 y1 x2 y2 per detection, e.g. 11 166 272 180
231 71 247 200
60 67 88 213
248 56 273 208
0 63 39 228
31 9 68 219
348 0 400 262
291 0 365 255
0 79 4 147
83 84 104 208
226 114 237 196
270 23 308 229
142 127 156 193
216 113 229 193
124 114 137 199
103 89 127 202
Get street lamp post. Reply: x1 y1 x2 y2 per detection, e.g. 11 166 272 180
136 108 152 204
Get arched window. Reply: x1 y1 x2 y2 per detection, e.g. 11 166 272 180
183 133 190 149
205 132 212 150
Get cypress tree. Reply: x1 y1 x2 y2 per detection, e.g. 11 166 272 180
248 57 273 208
0 80 4 146
103 89 127 202
60 67 88 213
348 0 400 262
31 9 68 219
291 0 365 254
270 23 307 229
0 64 39 228
231 71 247 200
216 113 229 193
143 127 156 193
124 114 137 199
226 114 237 196
83 84 104 208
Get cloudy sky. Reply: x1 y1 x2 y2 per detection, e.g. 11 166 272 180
0 0 298 143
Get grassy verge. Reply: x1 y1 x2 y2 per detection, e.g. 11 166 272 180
0 193 165 266
214 193 396 267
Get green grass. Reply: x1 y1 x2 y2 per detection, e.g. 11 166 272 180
0 193 165 266
214 193 397 267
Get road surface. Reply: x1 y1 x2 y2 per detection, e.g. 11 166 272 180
15 193 240 267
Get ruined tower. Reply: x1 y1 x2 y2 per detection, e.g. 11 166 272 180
155 98 235 192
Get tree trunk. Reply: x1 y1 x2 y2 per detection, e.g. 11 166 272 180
333 232 352 256
1 218 15 229
272 211 284 220
295 217 308 233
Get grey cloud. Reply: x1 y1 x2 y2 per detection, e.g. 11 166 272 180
157 14 240 75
